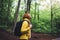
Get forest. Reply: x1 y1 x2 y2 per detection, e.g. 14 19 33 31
0 0 60 40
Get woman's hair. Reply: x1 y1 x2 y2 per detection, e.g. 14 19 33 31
23 11 31 20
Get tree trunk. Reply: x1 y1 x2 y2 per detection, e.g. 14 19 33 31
7 0 11 27
38 4 39 21
8 0 11 19
13 0 21 33
51 7 53 33
34 2 37 20
51 0 53 34
26 0 32 12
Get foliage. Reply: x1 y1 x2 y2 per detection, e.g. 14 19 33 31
0 0 13 29
0 0 60 35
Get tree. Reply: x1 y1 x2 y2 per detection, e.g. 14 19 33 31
26 0 32 12
0 0 13 26
7 0 13 26
13 0 21 32
37 4 40 21
34 1 37 20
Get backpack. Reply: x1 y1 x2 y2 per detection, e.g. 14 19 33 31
14 20 29 37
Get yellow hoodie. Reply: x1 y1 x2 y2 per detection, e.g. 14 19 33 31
20 18 31 40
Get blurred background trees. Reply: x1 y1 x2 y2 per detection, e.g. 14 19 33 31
0 0 13 29
0 0 60 36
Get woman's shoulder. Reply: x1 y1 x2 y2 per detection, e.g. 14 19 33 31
23 21 28 24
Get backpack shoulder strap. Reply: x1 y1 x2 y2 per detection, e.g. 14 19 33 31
23 20 30 24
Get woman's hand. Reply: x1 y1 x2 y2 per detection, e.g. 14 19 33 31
30 24 32 29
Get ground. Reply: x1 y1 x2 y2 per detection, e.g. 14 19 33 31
30 32 56 40
0 28 60 40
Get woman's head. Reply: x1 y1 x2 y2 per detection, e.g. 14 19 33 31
23 11 31 20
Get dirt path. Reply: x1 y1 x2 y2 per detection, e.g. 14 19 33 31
30 33 56 40
0 28 59 40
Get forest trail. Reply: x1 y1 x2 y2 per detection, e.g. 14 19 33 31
30 32 57 40
0 28 59 40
